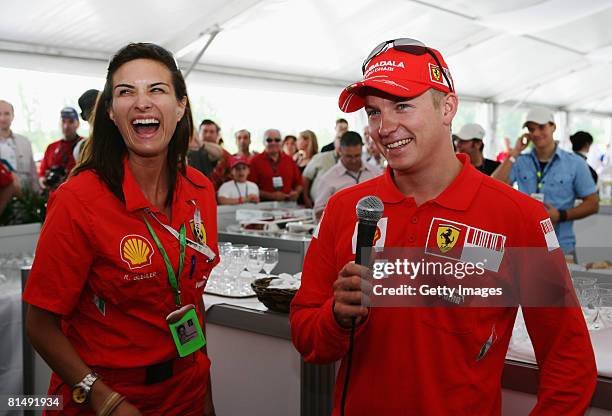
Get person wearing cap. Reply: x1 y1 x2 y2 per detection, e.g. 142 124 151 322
491 107 598 256
291 38 596 415
217 156 259 205
455 122 500 175
0 99 39 191
314 131 381 216
39 106 83 190
73 89 100 163
248 128 303 201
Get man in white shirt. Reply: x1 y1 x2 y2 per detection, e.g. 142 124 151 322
314 131 382 215
217 156 260 205
0 100 39 191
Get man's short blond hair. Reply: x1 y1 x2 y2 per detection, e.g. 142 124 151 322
430 89 446 109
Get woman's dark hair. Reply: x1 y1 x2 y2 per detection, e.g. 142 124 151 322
569 131 594 152
72 43 194 206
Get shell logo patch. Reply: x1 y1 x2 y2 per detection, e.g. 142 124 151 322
436 224 461 253
120 234 154 270
189 220 207 245
352 217 388 254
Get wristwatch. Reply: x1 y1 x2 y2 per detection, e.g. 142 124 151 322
72 373 100 404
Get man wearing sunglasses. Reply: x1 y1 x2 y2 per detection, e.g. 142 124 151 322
249 128 303 201
291 39 596 415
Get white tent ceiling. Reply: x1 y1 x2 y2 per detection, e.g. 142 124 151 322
2 0 612 113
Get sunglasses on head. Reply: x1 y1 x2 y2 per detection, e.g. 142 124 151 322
266 137 282 143
362 38 454 93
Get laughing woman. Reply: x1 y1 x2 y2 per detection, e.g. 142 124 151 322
23 43 219 415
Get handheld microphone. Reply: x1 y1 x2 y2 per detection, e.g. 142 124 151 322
355 196 385 266
341 195 384 416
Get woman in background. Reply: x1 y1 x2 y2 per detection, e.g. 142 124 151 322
294 129 318 173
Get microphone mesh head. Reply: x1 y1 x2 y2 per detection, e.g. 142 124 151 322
356 196 384 224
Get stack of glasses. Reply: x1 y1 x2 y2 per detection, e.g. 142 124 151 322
0 252 34 286
206 243 279 297
572 277 612 330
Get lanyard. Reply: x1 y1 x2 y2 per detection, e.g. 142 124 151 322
233 180 248 203
143 213 186 307
345 169 363 184
267 154 280 175
531 157 551 191
145 207 216 261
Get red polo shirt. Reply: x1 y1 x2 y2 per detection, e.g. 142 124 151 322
38 137 82 177
248 151 303 193
290 153 596 415
24 157 219 369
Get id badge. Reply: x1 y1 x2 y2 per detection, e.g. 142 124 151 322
530 193 545 203
272 176 284 190
167 306 206 357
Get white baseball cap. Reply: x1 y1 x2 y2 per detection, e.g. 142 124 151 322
524 107 555 127
456 123 485 141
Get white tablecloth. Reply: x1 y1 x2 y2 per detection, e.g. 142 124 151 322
0 280 23 397
507 309 612 378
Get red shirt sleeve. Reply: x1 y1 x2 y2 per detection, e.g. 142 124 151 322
39 144 51 177
23 187 95 315
247 155 259 185
0 163 13 187
518 203 597 415
290 198 367 363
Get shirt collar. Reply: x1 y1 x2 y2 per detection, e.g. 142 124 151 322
122 156 207 214
528 143 562 162
375 153 481 211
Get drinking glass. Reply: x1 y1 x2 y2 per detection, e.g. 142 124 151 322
246 247 264 278
262 248 279 275
598 293 612 329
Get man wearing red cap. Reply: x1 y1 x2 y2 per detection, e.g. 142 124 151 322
291 39 596 414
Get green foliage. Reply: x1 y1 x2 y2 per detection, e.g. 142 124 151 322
0 187 47 226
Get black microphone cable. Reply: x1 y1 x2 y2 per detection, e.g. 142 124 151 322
340 196 384 416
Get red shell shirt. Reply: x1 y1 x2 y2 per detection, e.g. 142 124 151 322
248 151 303 193
24 157 219 369
38 137 81 178
290 154 596 415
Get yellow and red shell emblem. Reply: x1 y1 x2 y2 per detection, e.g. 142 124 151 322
120 235 154 270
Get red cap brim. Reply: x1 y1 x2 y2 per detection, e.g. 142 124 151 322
338 78 431 113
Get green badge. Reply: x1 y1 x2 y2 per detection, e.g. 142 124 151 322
168 308 206 357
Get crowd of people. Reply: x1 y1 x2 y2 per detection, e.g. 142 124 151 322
0 92 602 247
10 38 604 415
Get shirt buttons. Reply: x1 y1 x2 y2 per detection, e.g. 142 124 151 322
411 217 418 224
408 236 415 243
